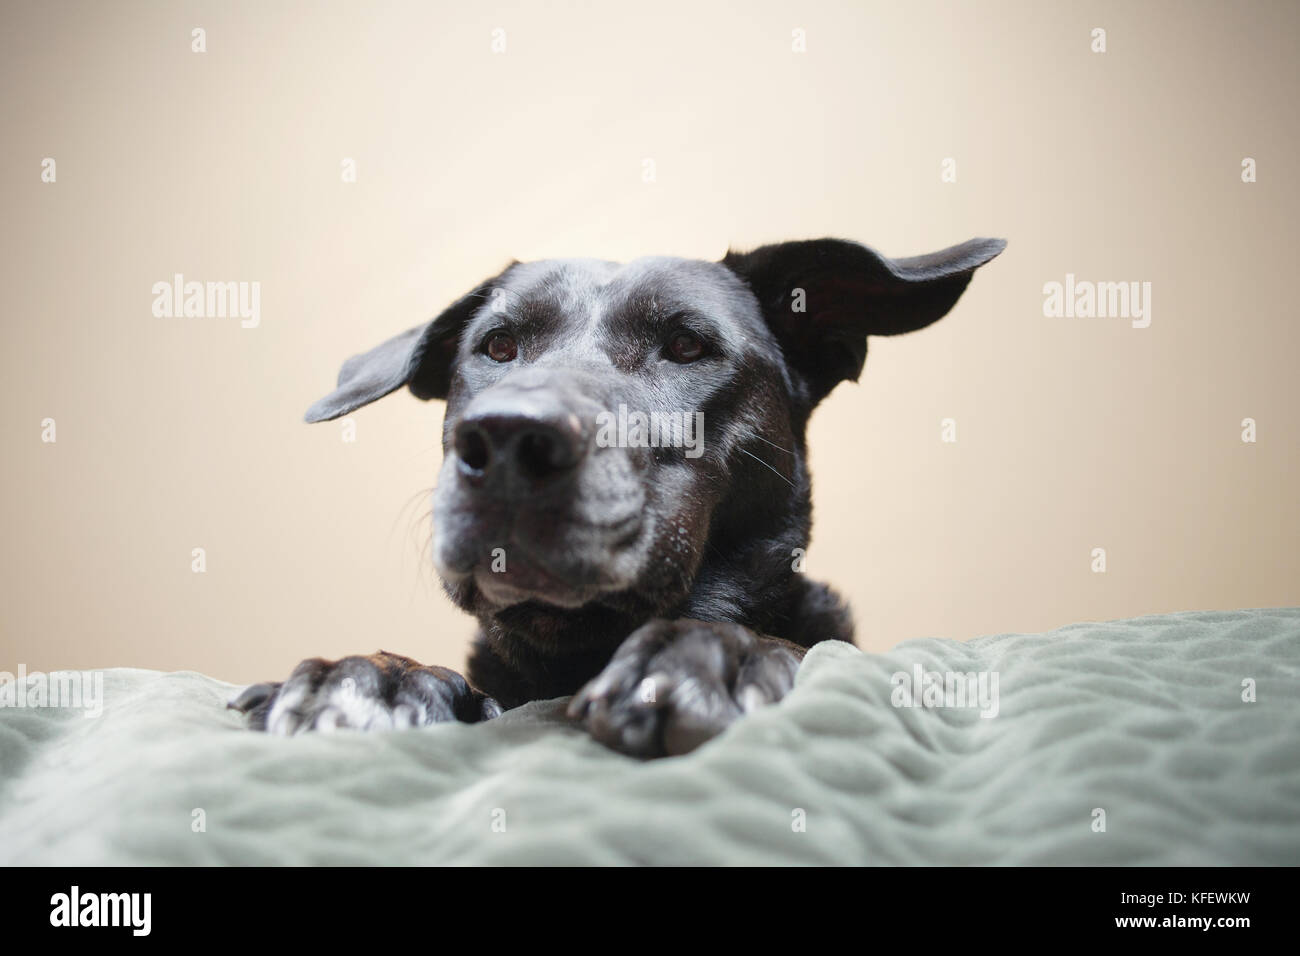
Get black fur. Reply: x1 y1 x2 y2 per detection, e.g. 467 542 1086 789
233 237 1005 756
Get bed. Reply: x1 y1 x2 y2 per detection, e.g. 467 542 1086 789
2 608 1297 865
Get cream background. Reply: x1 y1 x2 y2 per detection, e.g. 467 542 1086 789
2 0 1296 683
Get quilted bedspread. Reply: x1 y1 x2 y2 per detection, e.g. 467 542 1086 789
1 608 1298 865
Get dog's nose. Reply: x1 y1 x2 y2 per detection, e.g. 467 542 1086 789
453 405 586 490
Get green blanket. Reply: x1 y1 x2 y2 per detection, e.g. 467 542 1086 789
2 608 1298 865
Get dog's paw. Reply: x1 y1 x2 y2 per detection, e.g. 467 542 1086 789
229 651 501 735
566 619 803 757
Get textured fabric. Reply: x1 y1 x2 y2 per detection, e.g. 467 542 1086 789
1 608 1297 865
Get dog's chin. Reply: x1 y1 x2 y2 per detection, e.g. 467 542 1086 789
432 504 648 613
470 565 600 610
434 547 626 612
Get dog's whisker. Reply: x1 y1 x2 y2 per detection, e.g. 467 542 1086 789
403 443 445 464
411 508 434 546
416 516 437 578
751 434 795 456
706 542 732 566
396 490 440 577
391 486 434 539
739 448 795 488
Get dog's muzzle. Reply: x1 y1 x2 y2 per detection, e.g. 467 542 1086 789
432 370 648 609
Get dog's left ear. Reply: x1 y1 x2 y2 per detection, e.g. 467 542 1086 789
722 237 1006 405
304 267 514 423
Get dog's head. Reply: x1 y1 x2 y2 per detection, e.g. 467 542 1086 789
306 238 1004 646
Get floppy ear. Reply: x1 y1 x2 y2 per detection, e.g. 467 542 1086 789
304 269 512 423
721 237 1006 405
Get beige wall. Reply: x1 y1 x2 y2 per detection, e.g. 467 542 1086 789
2 0 1296 683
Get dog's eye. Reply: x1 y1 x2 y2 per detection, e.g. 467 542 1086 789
484 331 518 363
665 330 705 364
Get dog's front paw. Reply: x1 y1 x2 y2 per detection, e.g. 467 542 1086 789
229 651 501 735
566 619 803 758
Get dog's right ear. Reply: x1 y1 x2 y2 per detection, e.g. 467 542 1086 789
304 267 514 423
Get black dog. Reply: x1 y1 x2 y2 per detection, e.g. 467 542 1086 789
231 237 1005 756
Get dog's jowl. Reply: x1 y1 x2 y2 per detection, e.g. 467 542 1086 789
230 237 1006 756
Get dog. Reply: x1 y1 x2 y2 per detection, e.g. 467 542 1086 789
230 236 1006 756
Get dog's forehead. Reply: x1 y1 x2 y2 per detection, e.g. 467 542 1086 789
497 256 760 326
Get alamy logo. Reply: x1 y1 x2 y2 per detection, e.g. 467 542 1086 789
595 404 705 458
151 274 261 328
891 665 1000 718
50 886 151 936
0 665 103 717
1042 273 1152 328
